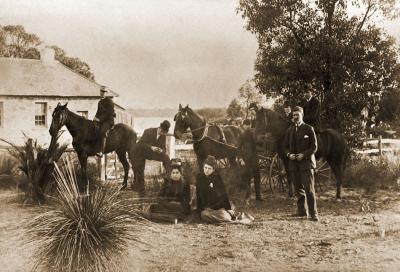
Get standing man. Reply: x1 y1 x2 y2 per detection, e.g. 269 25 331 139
284 106 319 221
283 101 293 124
93 86 115 157
131 120 172 193
237 119 262 202
303 89 321 132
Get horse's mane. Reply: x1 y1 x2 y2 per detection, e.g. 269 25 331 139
186 107 206 124
66 108 95 126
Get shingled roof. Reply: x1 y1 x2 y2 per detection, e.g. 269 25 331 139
0 57 118 97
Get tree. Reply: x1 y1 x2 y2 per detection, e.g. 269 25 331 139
226 98 243 120
51 46 95 80
0 25 41 59
0 25 95 80
238 0 400 146
238 79 263 118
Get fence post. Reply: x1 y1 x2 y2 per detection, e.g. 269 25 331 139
166 135 175 159
378 135 383 156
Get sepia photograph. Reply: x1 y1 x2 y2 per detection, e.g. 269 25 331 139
1 0 400 271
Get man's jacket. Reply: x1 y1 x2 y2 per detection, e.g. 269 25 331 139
283 122 317 170
139 127 166 151
95 97 115 124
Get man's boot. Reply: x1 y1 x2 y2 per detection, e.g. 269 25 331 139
96 135 107 157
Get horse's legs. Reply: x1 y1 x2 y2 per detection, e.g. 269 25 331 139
78 152 88 193
328 159 343 200
117 150 130 189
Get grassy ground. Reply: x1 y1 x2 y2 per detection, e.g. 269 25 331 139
1 187 400 271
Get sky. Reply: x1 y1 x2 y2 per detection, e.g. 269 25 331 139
0 0 399 109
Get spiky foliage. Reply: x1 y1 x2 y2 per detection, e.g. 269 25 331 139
27 159 148 272
0 133 68 203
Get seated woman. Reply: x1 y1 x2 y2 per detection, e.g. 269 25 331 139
196 156 236 223
196 155 255 224
148 158 191 223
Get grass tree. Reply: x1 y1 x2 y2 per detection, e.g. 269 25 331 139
27 159 148 272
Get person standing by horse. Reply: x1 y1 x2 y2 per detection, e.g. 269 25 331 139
283 101 293 124
303 89 321 132
131 120 172 193
93 86 116 157
237 119 262 202
284 106 319 221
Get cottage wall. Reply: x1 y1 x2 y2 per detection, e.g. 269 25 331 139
0 96 132 146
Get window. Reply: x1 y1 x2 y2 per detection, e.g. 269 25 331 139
77 111 88 119
35 102 47 126
0 102 3 127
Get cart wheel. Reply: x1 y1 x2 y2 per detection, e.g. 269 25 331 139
258 156 270 190
269 154 287 193
314 159 331 192
216 158 230 168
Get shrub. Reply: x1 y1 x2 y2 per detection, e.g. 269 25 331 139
27 160 147 272
1 134 68 204
0 156 16 175
345 154 400 192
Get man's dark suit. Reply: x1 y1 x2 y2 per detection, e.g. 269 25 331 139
132 128 171 193
303 97 321 131
284 122 318 217
237 129 261 200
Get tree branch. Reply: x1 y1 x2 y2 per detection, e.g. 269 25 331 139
356 1 374 36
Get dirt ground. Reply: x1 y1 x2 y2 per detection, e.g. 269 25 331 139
1 187 400 272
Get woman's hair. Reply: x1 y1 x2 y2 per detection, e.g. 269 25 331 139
203 155 217 169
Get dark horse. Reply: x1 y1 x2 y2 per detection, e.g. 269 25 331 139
173 104 242 168
254 108 348 200
49 103 137 191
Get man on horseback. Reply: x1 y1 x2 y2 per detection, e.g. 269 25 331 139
248 102 260 129
303 89 321 132
237 119 262 202
284 106 319 221
132 120 172 193
93 86 116 157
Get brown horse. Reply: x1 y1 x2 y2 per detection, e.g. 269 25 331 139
173 104 242 168
49 103 137 191
254 108 348 200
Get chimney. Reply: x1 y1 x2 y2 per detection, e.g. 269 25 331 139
40 46 57 66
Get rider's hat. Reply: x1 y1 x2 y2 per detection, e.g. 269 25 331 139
100 86 107 93
160 120 171 132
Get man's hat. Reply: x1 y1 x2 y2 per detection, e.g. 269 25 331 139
160 120 171 132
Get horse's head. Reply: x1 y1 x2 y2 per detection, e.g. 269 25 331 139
49 102 68 137
173 104 192 140
254 108 289 141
